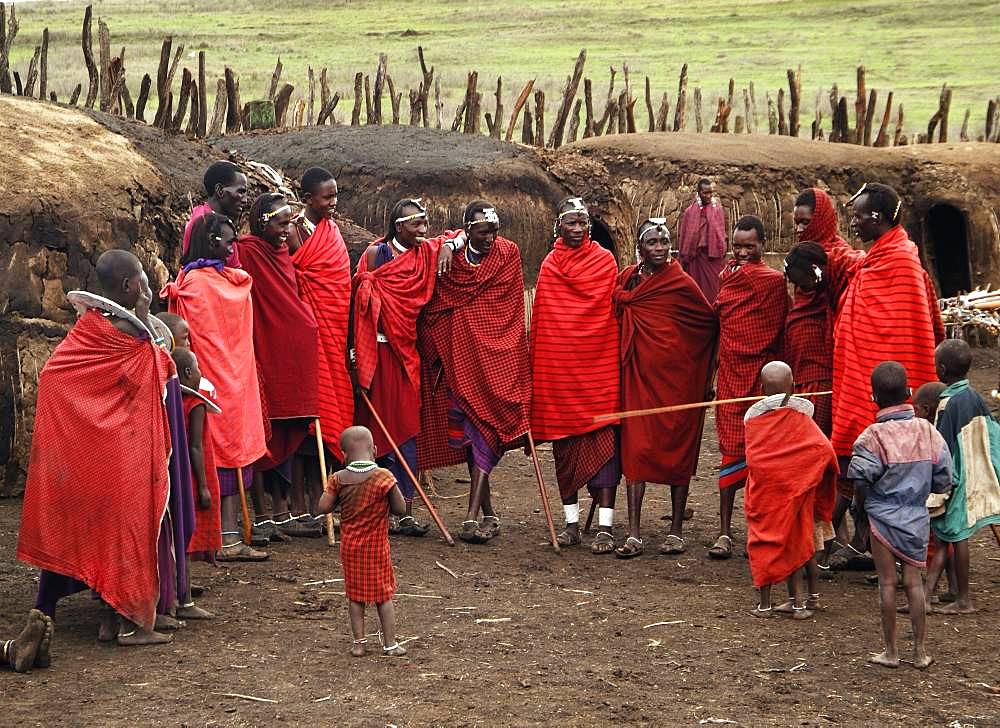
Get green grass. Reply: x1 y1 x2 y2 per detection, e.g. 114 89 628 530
8 0 1000 139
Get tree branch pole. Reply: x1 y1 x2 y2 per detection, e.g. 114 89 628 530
236 467 253 545
594 391 833 422
314 419 335 547
526 431 560 553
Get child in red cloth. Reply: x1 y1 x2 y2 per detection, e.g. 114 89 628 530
172 347 220 621
317 426 407 657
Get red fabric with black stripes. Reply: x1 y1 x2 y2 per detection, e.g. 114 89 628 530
182 395 222 557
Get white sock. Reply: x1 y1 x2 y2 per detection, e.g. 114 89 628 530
598 507 614 528
563 503 580 525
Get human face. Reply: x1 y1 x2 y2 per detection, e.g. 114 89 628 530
793 204 813 239
395 206 428 247
216 173 248 221
466 216 498 256
306 179 338 219
638 231 670 268
732 228 762 264
848 194 880 243
134 270 152 319
785 263 820 292
698 184 714 206
208 223 236 260
180 354 202 389
558 211 589 248
263 207 293 248
173 320 191 349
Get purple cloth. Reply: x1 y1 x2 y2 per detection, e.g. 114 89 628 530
165 378 195 601
448 397 501 474
587 448 621 492
217 465 254 497
182 258 226 274
378 437 417 501
34 571 88 618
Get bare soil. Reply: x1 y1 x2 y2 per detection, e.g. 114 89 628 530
2 353 999 727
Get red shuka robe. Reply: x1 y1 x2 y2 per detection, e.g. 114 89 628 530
238 234 320 469
714 261 790 458
161 266 266 469
678 199 728 303
417 235 531 470
530 236 620 441
614 262 717 485
183 394 223 557
291 218 354 460
831 225 943 456
17 311 173 631
745 405 839 587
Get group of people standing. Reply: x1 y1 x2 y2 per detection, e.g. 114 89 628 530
6 163 1000 670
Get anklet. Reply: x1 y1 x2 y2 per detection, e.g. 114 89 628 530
180 602 196 609
118 630 137 638
382 643 400 652
793 605 807 611
2 640 11 661
352 638 368 645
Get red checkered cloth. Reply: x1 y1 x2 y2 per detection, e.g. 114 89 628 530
326 468 398 604
796 379 833 437
17 310 173 631
417 235 531 470
182 394 222 558
530 236 620 441
553 426 617 499
831 225 943 456
353 236 443 392
798 188 862 309
714 261 789 458
291 218 354 460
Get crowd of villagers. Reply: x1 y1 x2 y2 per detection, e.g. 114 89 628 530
5 163 1000 671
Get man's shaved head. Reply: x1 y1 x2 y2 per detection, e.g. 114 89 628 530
935 338 973 383
171 346 197 372
340 425 375 460
760 361 794 396
156 312 190 348
871 361 909 408
95 249 142 294
913 381 946 422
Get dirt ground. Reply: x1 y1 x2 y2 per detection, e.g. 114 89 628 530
2 353 1000 727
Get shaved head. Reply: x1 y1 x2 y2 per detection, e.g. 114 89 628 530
913 381 946 422
340 425 375 461
170 346 200 388
156 312 190 348
760 361 793 396
935 339 972 383
871 361 909 408
95 249 142 293
171 346 197 372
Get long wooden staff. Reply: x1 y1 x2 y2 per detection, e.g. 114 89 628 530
526 430 560 553
236 467 253 545
360 391 455 546
991 524 1000 549
593 390 834 423
584 498 597 534
315 418 335 547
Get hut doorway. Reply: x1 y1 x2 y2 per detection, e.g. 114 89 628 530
590 218 618 257
925 204 971 296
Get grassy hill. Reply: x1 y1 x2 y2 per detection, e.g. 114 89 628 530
9 0 999 138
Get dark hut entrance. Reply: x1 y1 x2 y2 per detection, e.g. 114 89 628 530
925 204 971 296
590 218 618 258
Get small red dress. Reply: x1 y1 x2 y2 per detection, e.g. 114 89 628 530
183 395 223 558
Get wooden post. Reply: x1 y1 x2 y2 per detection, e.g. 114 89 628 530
196 51 207 136
959 107 970 141
766 92 777 134
451 96 468 132
38 27 48 100
68 83 82 106
725 78 735 132
462 71 478 134
505 78 535 142
863 88 877 146
417 46 433 127
694 87 703 133
208 77 227 135
120 75 135 119
618 89 629 134
644 76 654 132
307 66 315 125
734 115 745 134
854 66 866 144
893 103 905 146
787 67 801 137
837 97 850 143
491 76 503 139
522 106 534 145
171 67 192 132
97 19 111 112
874 91 893 147
434 76 443 129
364 74 373 125
656 92 670 132
548 49 586 148
534 89 545 145
23 46 39 99
0 3 19 95
82 6 98 108
108 48 127 117
743 88 752 133
319 68 330 125
749 81 759 132
186 79 199 134
372 53 387 125
408 86 421 126
567 98 582 143
268 57 282 100
351 72 362 125
777 88 787 135
159 92 173 131
583 78 595 138
938 85 952 143
273 82 294 126
135 74 151 121
386 73 402 124
224 67 241 133
673 63 688 131
595 66 616 135
317 92 340 126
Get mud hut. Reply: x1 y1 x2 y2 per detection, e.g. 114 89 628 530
546 133 1000 297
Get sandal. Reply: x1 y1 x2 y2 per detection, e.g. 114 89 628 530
556 529 582 547
750 604 774 618
215 542 269 562
458 520 489 545
659 534 686 555
480 515 501 541
591 530 615 555
615 536 644 559
791 605 814 620
806 593 822 610
708 534 733 560
398 516 429 537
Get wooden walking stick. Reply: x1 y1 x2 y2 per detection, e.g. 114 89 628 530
583 498 597 535
526 430 560 553
991 523 1000 548
594 390 833 422
314 418 335 547
359 391 454 545
236 467 253 546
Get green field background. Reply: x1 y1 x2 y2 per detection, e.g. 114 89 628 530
8 0 1000 139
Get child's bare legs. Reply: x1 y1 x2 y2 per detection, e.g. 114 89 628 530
376 601 406 656
348 601 367 656
805 558 821 609
869 537 901 667
176 557 213 620
901 562 932 668
752 583 773 616
935 540 975 614
786 568 813 619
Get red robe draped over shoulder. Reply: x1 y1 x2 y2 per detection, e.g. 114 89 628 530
161 266 266 468
17 311 173 631
714 261 789 458
745 406 839 587
831 226 943 456
417 235 531 470
291 218 354 459
530 237 620 441
238 234 319 468
614 262 717 485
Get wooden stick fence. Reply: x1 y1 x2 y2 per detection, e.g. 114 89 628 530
2 3 997 147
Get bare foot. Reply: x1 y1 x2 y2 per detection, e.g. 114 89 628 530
912 651 934 670
154 614 185 631
97 607 119 642
790 607 814 620
6 610 47 672
34 614 54 668
350 640 367 657
868 650 899 668
117 625 173 647
176 604 214 620
773 599 795 615
933 600 976 615
806 594 821 610
749 606 774 618
383 644 408 657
